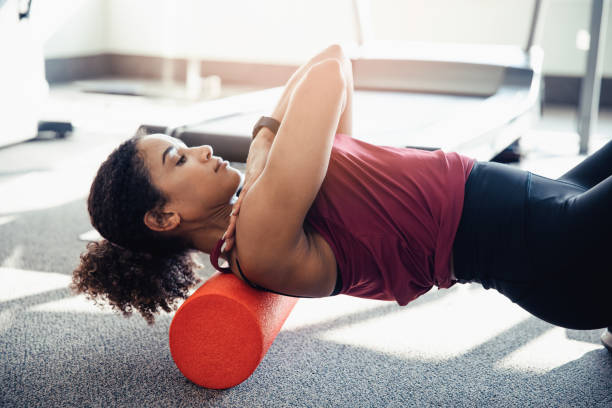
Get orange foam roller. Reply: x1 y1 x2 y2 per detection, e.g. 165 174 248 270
169 272 298 389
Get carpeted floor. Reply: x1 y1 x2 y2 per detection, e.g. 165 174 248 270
1 85 610 407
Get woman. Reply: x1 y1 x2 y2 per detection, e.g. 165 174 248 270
71 45 611 349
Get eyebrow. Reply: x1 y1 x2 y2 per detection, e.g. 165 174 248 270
162 146 175 165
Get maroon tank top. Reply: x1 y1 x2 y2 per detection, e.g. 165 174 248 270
211 133 475 305
305 133 474 304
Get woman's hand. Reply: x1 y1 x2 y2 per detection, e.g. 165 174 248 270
221 130 274 253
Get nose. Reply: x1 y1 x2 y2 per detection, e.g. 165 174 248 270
199 145 213 161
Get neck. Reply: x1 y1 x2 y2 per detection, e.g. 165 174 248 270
186 203 233 254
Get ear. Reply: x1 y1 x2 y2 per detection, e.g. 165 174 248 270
144 208 181 232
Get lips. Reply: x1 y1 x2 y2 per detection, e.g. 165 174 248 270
215 158 221 172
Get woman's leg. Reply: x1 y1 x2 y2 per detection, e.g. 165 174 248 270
515 169 612 329
453 160 611 330
557 137 612 188
529 138 612 328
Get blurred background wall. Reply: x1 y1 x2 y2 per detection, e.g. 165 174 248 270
35 0 612 105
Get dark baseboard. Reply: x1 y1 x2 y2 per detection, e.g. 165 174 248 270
45 54 112 83
45 54 612 107
45 53 296 87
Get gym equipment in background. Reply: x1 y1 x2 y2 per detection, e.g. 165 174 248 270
139 1 544 163
577 0 609 154
0 0 72 148
169 272 298 389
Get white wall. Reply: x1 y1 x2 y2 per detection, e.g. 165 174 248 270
370 0 535 46
34 0 107 57
105 0 355 62
539 0 600 76
40 0 612 77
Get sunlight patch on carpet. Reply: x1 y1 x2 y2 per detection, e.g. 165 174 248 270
29 294 118 315
494 327 602 374
0 267 69 302
314 285 532 361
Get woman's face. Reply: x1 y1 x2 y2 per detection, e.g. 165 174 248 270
138 134 242 222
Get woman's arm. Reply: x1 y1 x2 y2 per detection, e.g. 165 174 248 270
235 58 347 297
223 45 353 249
246 44 353 185
264 44 353 132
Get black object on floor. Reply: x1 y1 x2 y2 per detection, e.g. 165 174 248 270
491 139 522 163
37 121 74 139
602 328 612 353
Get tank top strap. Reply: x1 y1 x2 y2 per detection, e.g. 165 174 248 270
210 186 242 273
209 237 342 298
209 238 232 274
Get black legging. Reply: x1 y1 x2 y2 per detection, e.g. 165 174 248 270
453 138 612 330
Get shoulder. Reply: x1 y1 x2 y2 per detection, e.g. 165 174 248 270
230 216 338 297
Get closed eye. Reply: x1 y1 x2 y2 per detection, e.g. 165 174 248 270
177 155 187 166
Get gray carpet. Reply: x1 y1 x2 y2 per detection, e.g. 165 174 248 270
1 118 611 407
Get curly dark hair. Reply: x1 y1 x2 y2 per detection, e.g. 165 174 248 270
70 128 202 325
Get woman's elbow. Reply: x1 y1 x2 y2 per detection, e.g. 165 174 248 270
324 44 346 60
309 59 347 93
